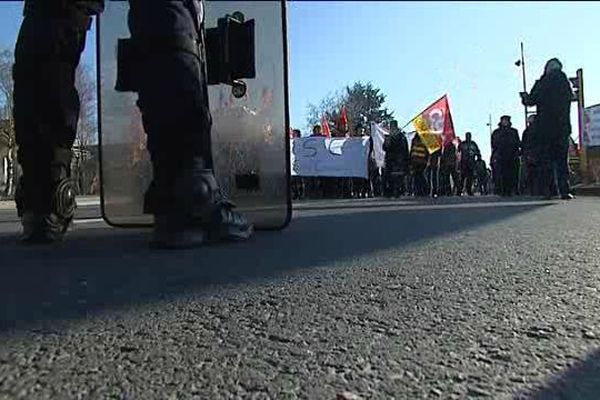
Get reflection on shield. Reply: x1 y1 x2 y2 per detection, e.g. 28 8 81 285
97 1 291 230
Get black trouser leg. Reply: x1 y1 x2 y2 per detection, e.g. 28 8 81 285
13 16 87 215
128 2 212 214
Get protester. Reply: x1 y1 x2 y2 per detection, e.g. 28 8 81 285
290 129 305 200
491 116 521 196
310 125 324 137
520 114 539 195
475 155 489 195
383 121 409 197
352 124 373 198
427 149 441 198
307 125 324 198
458 132 481 196
521 58 574 200
410 134 429 196
439 140 459 196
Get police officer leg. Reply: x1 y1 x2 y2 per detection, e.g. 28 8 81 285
13 15 88 243
128 0 252 248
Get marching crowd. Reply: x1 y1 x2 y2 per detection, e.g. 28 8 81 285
292 57 578 201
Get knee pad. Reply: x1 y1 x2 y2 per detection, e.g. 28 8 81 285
51 177 77 223
189 169 220 211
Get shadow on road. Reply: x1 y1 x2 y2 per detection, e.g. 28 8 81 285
0 201 549 333
518 349 600 399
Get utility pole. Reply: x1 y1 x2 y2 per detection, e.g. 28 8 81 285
515 42 529 128
569 69 586 180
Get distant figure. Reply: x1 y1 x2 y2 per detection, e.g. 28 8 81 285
383 120 409 198
491 116 521 196
410 134 429 196
475 156 489 195
439 140 459 196
290 129 304 200
520 114 539 195
427 148 441 198
521 58 574 200
310 124 324 137
307 124 324 198
458 132 481 196
353 124 374 198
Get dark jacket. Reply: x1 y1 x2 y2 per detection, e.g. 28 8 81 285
458 140 481 168
383 130 409 172
440 142 457 170
524 70 573 139
521 122 538 162
491 125 520 162
475 159 488 180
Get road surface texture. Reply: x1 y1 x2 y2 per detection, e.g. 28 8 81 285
1 196 600 399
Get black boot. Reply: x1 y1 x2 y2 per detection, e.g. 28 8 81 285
17 149 76 245
146 158 253 249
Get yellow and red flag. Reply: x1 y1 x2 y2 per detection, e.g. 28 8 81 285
410 95 456 154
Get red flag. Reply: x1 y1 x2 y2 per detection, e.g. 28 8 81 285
339 105 349 133
321 114 331 137
442 97 457 147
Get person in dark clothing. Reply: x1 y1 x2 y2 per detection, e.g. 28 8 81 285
439 140 459 196
427 148 441 198
521 58 574 200
352 125 375 198
486 167 494 194
306 124 324 198
383 120 409 198
365 136 378 198
310 124 323 137
290 129 305 200
458 132 480 196
520 114 539 195
491 116 521 196
13 0 105 243
14 0 253 247
410 134 429 197
474 155 489 195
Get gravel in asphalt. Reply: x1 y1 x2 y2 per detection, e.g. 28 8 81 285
1 197 599 399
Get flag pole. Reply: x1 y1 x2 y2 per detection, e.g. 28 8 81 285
401 94 448 130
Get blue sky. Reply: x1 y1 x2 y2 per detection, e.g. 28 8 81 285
1 1 599 162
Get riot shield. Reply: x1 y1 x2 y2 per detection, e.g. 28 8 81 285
97 1 291 230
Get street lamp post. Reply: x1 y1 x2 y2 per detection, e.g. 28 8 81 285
515 42 529 127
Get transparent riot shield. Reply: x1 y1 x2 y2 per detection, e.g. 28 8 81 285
97 1 291 230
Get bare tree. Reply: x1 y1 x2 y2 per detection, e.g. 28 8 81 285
0 49 16 198
73 63 98 195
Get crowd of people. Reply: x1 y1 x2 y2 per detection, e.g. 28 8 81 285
291 123 492 200
292 58 578 201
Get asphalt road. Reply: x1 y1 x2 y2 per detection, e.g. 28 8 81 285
1 197 600 399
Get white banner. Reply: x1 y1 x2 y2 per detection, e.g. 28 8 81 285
291 136 370 178
584 104 600 148
370 122 388 168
